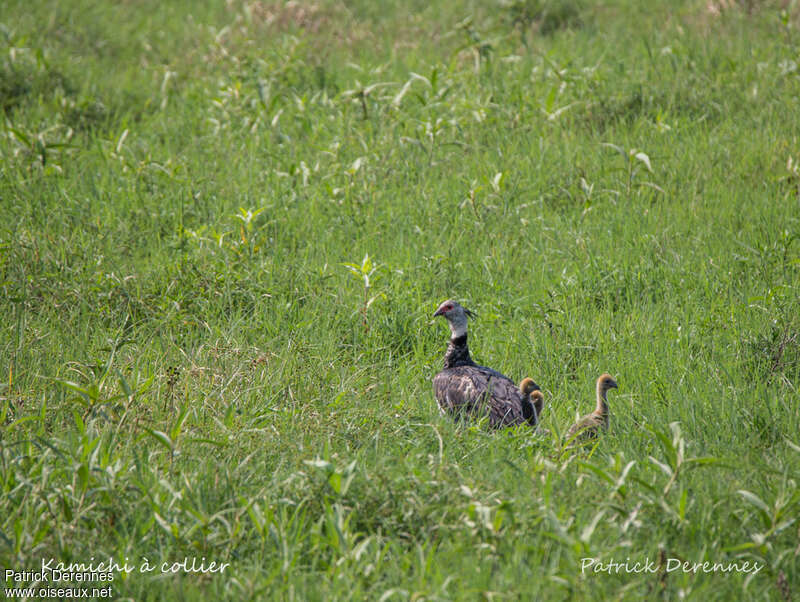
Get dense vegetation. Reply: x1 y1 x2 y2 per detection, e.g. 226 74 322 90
2 0 799 599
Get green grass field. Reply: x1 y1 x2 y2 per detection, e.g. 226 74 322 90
2 0 800 599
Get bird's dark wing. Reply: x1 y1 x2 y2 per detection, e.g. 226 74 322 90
433 367 480 414
481 372 527 427
433 365 529 428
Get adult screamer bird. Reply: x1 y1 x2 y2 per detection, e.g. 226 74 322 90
432 299 541 428
566 373 618 442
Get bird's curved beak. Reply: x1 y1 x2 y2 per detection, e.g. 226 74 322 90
433 308 444 318
610 380 619 389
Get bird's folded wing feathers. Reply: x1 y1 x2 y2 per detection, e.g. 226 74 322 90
433 366 526 427
483 375 525 426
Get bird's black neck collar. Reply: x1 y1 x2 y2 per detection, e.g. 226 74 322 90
451 334 467 347
444 334 474 368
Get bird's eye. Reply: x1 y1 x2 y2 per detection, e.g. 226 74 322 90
445 304 453 311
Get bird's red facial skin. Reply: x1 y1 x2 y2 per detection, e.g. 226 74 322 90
444 304 453 312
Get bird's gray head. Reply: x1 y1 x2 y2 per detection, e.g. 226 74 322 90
433 299 475 338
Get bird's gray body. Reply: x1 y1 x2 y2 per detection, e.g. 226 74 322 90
432 331 539 428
